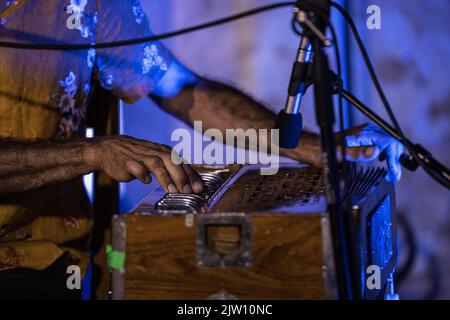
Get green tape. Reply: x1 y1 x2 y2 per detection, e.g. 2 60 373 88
106 244 125 271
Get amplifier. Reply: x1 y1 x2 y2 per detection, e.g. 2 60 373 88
110 163 396 300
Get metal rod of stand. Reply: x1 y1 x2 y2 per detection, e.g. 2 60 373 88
339 89 405 143
312 37 354 300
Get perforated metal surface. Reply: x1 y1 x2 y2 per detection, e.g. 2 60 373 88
243 168 322 203
151 165 388 214
211 166 324 212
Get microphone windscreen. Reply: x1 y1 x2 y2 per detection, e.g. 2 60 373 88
274 110 303 149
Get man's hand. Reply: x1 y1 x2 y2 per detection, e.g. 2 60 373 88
286 123 404 181
150 58 403 182
337 123 404 182
82 136 203 193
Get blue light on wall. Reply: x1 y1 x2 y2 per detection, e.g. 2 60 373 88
119 0 351 212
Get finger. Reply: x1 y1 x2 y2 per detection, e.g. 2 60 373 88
128 143 189 192
182 164 204 193
385 142 404 182
161 154 193 193
162 148 199 193
142 157 176 192
345 134 378 148
343 146 381 162
124 159 151 184
344 127 387 148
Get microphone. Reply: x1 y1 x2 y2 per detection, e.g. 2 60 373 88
275 34 313 148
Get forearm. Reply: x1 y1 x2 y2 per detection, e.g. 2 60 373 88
151 77 321 165
0 139 95 194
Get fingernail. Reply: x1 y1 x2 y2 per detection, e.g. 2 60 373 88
168 183 178 193
364 147 374 158
144 176 151 184
183 184 193 193
193 181 203 193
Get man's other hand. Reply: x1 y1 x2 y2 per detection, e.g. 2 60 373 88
82 136 203 193
337 123 405 182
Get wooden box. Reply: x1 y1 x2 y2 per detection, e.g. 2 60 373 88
110 164 396 300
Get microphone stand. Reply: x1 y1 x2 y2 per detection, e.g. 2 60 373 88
289 0 355 300
277 0 450 301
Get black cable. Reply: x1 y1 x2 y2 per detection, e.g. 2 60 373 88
329 21 359 300
0 2 295 50
329 2 407 145
296 6 348 195
331 2 449 189
299 8 356 299
2 0 445 187
330 1 450 189
291 10 348 204
291 16 304 36
327 21 347 176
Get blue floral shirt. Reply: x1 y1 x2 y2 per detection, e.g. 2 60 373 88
0 0 171 273
0 0 172 138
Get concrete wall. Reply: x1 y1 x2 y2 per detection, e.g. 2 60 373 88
349 0 450 299
121 0 450 299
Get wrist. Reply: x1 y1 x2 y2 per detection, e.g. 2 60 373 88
81 138 102 171
280 134 322 167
